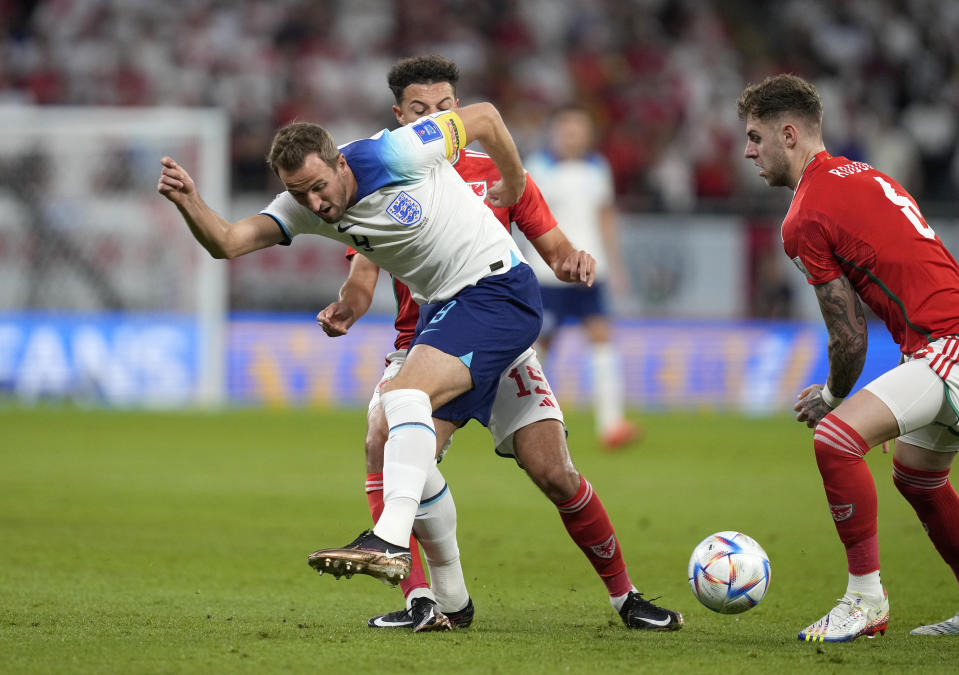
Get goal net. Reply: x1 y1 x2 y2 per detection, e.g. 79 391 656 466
0 106 229 406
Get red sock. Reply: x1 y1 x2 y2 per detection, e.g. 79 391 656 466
555 474 632 598
893 459 959 582
365 472 428 597
813 415 879 574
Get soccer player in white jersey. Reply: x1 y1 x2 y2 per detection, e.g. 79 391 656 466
314 54 683 632
158 102 544 599
516 105 639 450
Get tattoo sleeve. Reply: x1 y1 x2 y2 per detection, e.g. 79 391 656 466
814 275 868 397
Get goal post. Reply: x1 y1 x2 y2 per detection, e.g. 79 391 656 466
0 106 229 406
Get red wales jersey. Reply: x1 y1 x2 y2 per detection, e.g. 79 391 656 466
782 151 959 354
348 149 558 350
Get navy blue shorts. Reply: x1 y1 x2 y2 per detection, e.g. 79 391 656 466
539 282 609 338
411 262 543 426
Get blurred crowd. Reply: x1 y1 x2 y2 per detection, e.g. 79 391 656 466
2 0 958 214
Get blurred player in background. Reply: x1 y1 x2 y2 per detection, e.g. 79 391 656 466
517 106 639 450
739 73 959 642
315 55 683 632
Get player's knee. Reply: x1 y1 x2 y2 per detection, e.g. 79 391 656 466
892 459 948 501
812 430 833 463
527 460 580 503
813 413 864 467
364 425 388 473
514 423 578 500
892 461 914 498
585 318 611 343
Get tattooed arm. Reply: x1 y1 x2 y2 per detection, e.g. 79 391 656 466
794 274 868 427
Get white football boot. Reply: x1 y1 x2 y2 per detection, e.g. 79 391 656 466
910 612 959 636
798 590 889 642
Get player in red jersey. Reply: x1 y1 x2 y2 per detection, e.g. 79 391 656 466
739 74 959 642
315 55 683 633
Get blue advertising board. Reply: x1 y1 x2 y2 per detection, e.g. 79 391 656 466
0 312 903 414
0 312 200 406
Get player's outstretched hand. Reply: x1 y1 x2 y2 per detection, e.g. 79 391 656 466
560 250 596 286
157 156 197 206
316 301 356 337
794 383 832 428
486 175 526 209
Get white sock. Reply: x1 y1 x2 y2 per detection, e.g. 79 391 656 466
414 464 470 614
847 570 883 601
374 389 435 548
610 586 637 613
592 342 624 434
405 587 434 610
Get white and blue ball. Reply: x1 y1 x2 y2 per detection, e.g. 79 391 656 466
688 531 770 614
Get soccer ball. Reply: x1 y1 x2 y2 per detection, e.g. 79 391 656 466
687 531 770 614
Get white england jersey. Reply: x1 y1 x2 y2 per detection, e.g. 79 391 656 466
261 110 527 304
518 150 614 287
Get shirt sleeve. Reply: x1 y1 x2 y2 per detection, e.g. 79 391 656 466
785 212 842 285
341 110 468 199
392 110 467 168
259 191 303 244
510 172 558 240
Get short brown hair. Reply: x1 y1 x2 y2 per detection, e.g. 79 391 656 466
266 122 339 175
737 74 822 125
387 55 460 104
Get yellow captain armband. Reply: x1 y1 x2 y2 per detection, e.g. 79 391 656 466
435 110 466 159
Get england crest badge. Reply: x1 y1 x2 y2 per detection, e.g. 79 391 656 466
386 191 423 226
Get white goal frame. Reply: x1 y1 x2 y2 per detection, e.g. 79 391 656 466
0 106 229 405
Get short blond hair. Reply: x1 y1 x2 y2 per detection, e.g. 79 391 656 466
266 122 339 175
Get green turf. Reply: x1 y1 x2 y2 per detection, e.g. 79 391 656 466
1 406 957 673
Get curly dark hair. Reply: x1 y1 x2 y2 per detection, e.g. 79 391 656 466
387 55 460 103
737 74 822 125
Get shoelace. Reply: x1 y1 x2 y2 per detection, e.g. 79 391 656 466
635 593 663 605
827 597 864 627
628 593 666 612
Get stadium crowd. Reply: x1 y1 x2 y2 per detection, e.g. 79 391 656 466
2 0 958 213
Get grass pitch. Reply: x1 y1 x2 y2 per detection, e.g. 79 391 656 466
2 406 958 674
